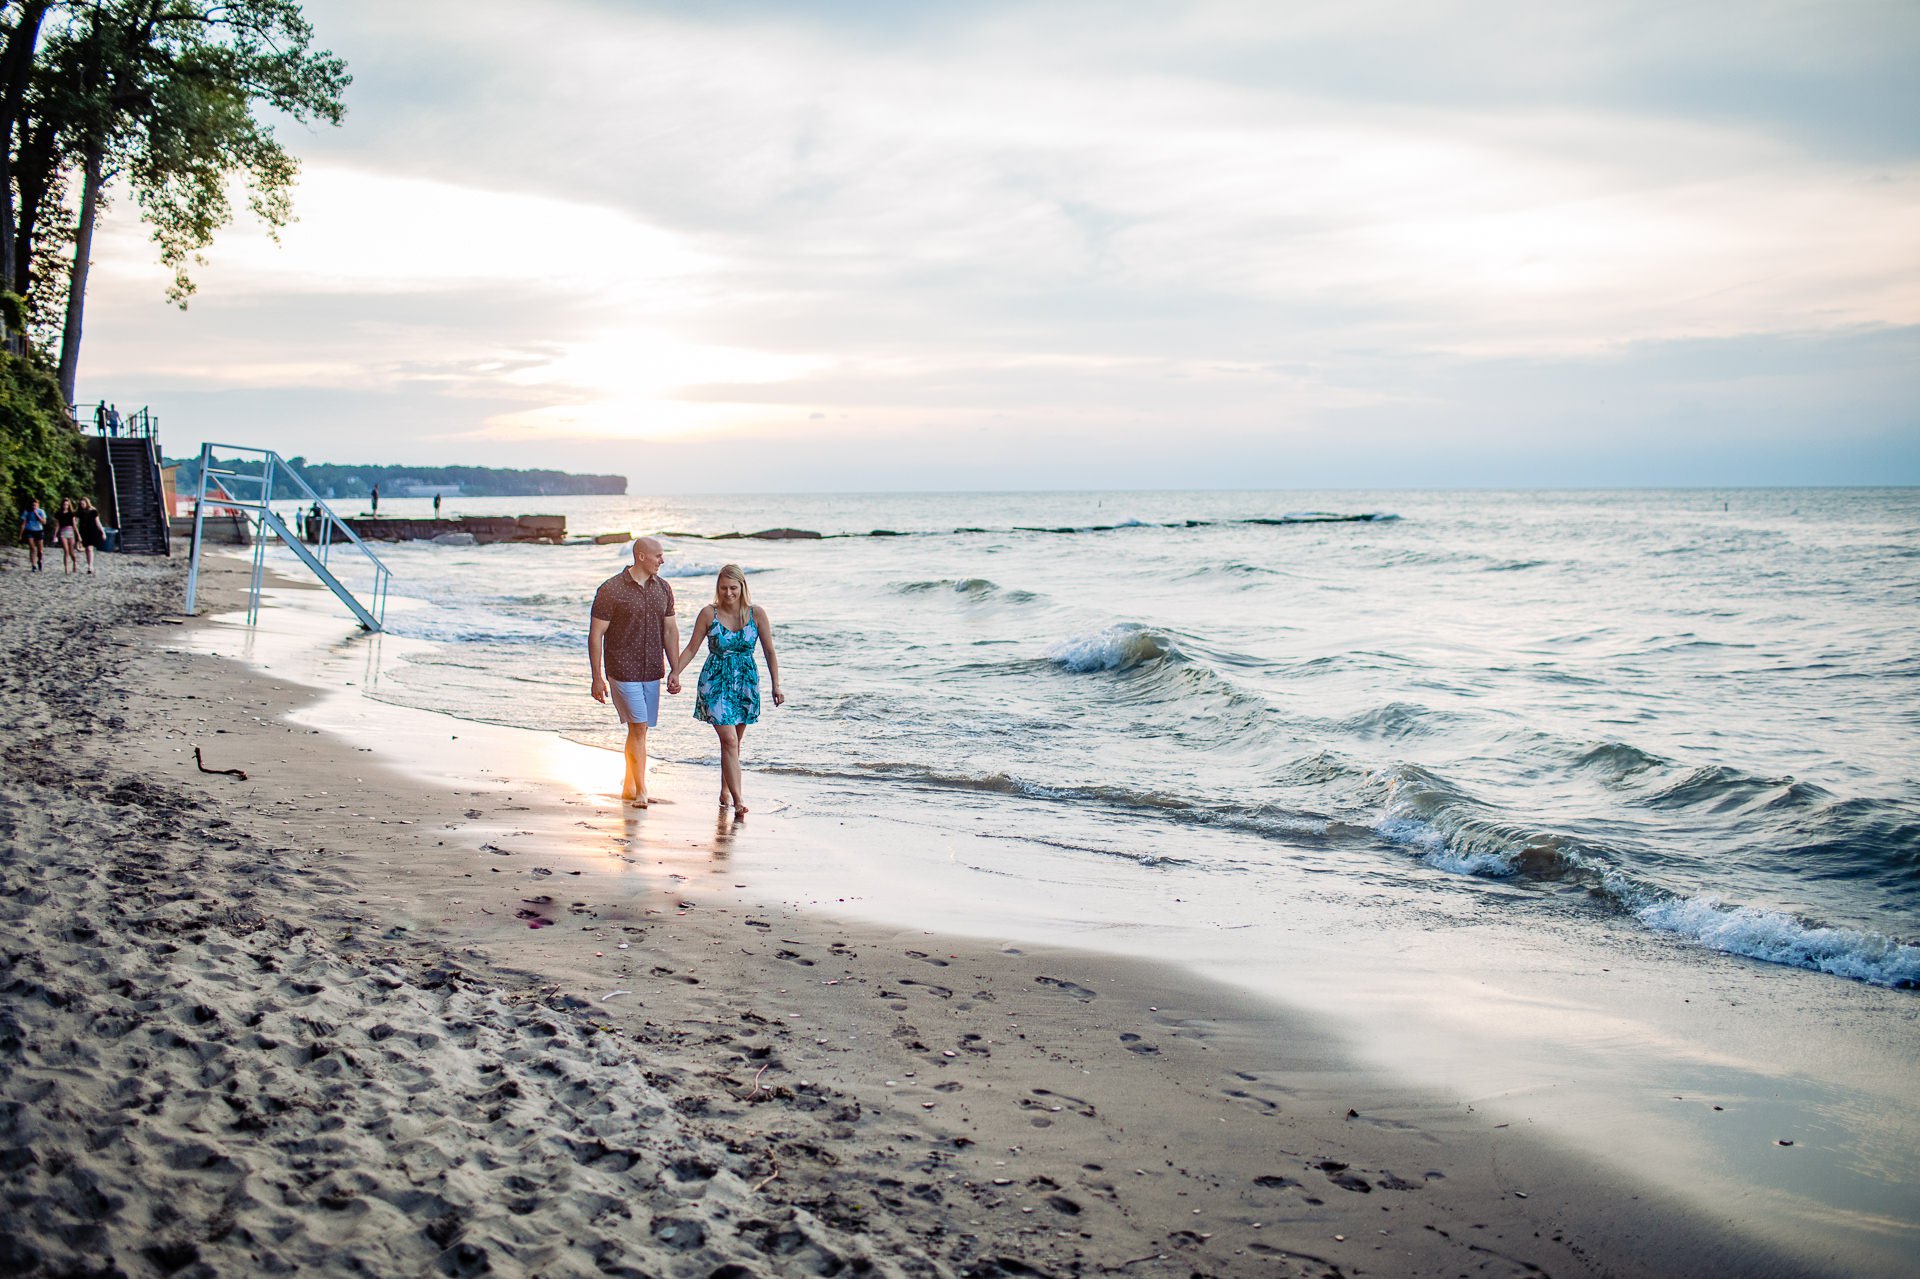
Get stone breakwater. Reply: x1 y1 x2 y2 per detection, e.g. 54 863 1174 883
303 514 568 544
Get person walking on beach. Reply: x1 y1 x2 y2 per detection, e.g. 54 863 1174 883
74 498 104 573
668 564 784 813
52 498 79 572
18 498 46 570
589 537 682 807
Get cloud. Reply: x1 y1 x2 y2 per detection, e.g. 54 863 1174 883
73 0 1920 486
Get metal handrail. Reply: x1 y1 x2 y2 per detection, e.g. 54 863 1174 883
183 444 391 631
143 436 170 556
71 402 159 439
102 432 125 534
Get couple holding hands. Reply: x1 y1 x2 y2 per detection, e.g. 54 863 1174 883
588 537 784 812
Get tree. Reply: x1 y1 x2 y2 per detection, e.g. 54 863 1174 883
0 2 52 353
0 1 347 401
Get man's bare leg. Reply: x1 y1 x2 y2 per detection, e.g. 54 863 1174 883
623 723 650 806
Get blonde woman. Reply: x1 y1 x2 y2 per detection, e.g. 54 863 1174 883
669 564 784 812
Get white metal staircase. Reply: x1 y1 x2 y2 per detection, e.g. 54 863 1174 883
183 444 391 631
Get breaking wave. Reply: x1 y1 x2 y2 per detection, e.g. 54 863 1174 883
1632 896 1920 988
1047 623 1181 673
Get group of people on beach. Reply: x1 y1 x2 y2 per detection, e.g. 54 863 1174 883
17 497 105 574
588 537 785 812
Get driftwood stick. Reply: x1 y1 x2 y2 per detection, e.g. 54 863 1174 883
192 747 248 780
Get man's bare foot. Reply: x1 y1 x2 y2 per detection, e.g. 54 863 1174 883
734 801 749 815
629 793 650 808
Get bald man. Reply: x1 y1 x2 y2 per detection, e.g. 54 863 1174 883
589 537 682 805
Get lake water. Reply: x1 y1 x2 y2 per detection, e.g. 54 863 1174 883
260 487 1920 990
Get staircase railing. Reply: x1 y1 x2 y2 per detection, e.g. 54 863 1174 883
134 437 171 555
72 401 159 439
182 444 391 632
102 435 125 536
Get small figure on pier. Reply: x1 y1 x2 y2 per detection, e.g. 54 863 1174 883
370 484 380 514
433 493 442 517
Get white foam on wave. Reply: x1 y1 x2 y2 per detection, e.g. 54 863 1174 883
1375 817 1517 876
1634 895 1920 988
1046 624 1171 673
659 562 757 579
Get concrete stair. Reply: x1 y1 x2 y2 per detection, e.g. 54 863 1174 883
104 438 170 555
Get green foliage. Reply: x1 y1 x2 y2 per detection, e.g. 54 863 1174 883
0 350 89 531
108 1 351 306
2 1 349 368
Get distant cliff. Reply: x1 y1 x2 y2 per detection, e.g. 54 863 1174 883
167 455 627 499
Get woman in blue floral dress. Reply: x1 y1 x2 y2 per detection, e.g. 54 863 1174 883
669 564 785 812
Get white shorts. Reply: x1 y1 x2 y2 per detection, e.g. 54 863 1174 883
610 679 660 727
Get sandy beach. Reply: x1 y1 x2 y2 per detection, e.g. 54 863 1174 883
0 548 1888 1277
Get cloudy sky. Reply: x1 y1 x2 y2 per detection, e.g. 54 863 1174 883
76 0 1918 490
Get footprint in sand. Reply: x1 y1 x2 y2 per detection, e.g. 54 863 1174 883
1316 1160 1372 1193
904 950 950 967
775 949 815 967
1027 1087 1097 1117
897 978 953 1000
651 1218 706 1250
1034 975 1096 1001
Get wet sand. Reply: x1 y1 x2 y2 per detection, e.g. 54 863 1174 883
0 548 1880 1276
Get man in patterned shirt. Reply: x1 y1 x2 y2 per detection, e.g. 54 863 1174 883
589 537 682 806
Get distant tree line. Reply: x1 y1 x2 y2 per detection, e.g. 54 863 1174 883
168 454 628 499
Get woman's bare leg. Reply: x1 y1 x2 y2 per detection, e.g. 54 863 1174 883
732 725 749 812
715 725 743 809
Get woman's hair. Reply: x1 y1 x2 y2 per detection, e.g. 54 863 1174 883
58 498 73 511
714 563 751 610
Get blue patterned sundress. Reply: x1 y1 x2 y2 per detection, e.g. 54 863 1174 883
694 613 761 726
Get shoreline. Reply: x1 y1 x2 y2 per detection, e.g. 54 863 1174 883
207 556 1920 1254
0 550 1898 1276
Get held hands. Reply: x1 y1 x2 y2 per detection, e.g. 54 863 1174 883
667 674 682 695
